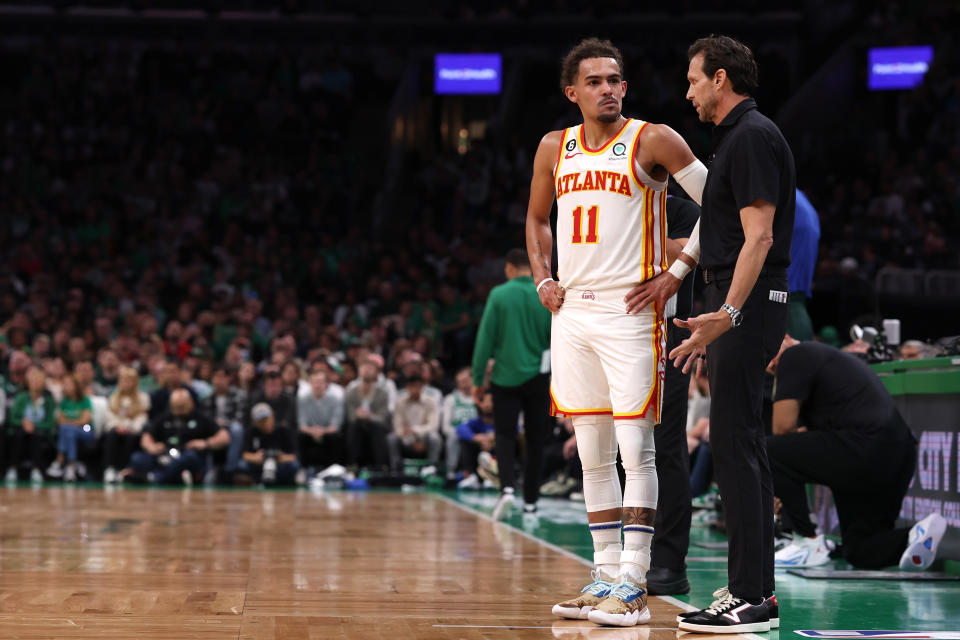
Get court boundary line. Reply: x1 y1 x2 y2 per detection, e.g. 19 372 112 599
432 492 767 640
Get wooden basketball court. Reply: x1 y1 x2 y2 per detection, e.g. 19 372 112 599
0 486 711 639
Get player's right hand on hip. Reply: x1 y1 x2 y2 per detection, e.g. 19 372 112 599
538 280 565 312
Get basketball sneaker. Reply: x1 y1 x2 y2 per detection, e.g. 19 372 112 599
677 591 770 633
899 513 947 571
552 570 614 619
587 580 651 626
774 533 832 567
676 586 780 629
492 487 515 521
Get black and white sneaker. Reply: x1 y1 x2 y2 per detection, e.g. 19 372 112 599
676 586 779 628
677 591 770 633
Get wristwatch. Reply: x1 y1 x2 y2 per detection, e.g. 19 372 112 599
720 303 743 328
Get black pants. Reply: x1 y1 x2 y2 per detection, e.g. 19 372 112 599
102 430 141 470
299 431 345 469
767 428 916 569
9 429 56 470
706 272 788 602
491 373 549 505
651 322 693 572
346 419 390 468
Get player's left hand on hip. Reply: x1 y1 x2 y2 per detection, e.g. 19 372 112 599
624 272 680 315
669 311 730 369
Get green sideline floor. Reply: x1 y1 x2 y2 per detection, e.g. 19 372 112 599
447 489 960 635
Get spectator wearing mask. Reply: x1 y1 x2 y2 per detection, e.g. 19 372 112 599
297 370 344 471
237 403 304 486
200 366 247 475
47 374 95 482
388 374 441 473
441 367 478 479
133 389 229 485
767 337 944 570
6 366 57 483
103 366 150 483
343 360 390 469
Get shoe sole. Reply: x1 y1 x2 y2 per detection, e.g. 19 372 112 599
552 604 592 619
587 607 651 626
678 620 771 633
775 556 830 568
900 515 947 570
676 612 779 629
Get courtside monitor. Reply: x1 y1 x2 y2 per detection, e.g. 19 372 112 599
434 54 502 95
868 46 934 90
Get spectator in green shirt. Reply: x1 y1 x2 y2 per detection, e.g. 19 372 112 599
48 374 95 482
471 248 552 519
6 366 57 483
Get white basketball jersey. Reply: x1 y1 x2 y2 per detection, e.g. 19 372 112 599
553 118 667 292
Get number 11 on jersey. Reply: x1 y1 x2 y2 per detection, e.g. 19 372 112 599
571 205 599 244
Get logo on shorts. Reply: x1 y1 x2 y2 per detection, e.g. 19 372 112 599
657 355 666 383
581 290 597 301
612 142 627 156
769 290 789 304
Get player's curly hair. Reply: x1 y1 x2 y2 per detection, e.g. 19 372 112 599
560 38 625 91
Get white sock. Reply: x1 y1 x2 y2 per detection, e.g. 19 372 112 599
619 524 654 584
589 521 622 581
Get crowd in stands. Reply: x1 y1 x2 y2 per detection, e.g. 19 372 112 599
1 1 956 485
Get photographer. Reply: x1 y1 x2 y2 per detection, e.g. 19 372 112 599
237 403 303 486
132 389 229 485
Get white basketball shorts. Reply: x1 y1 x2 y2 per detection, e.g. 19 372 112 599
549 286 666 422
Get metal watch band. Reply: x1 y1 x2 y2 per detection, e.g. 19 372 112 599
720 303 743 328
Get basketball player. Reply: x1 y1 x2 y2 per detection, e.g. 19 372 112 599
527 38 706 627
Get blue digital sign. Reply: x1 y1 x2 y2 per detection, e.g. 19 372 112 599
868 46 934 91
435 54 502 95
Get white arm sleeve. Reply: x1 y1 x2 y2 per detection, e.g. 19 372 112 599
672 159 707 206
682 218 701 263
666 160 706 280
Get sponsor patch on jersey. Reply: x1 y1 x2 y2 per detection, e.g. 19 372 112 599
769 290 788 304
612 142 627 156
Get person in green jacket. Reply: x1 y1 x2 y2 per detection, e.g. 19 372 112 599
6 366 57 483
471 248 552 519
47 374 95 482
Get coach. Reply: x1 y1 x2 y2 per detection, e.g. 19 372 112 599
670 36 796 633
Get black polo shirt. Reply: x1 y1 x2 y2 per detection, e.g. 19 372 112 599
700 98 796 270
666 195 699 320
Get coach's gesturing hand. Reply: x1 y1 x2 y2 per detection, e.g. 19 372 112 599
538 280 565 313
669 310 730 371
625 271 681 315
